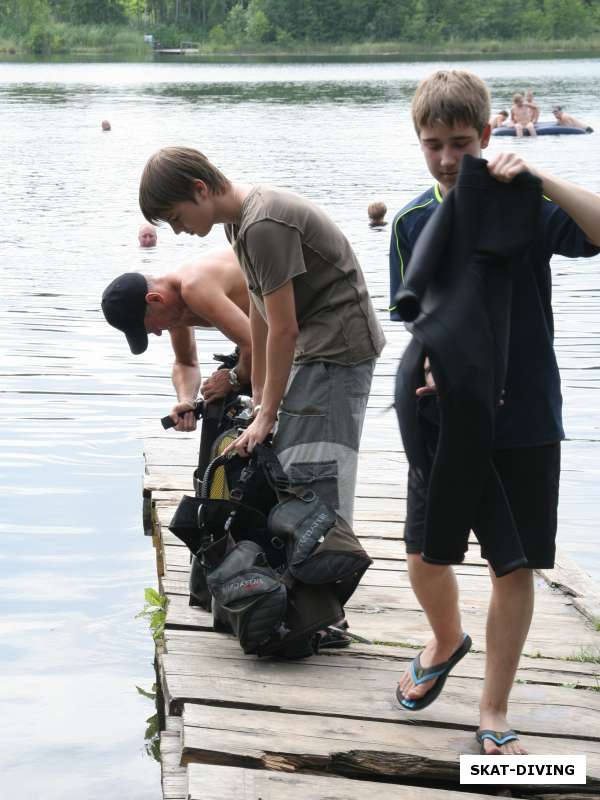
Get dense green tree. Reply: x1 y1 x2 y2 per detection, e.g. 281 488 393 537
48 0 127 24
246 0 271 41
2 0 51 34
3 0 600 49
544 0 589 36
224 1 246 42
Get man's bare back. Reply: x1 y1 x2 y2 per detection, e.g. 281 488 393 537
102 247 251 430
553 107 588 130
175 248 250 328
149 247 251 426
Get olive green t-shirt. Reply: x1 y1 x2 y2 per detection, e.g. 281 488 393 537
225 186 385 365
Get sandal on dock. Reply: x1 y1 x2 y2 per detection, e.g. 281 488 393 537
396 633 472 711
476 729 519 754
318 626 352 649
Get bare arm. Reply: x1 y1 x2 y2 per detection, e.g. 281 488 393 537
191 287 252 402
261 281 298 420
195 291 252 382
169 327 201 431
249 298 267 406
487 153 600 247
525 102 540 123
225 281 298 456
564 113 586 129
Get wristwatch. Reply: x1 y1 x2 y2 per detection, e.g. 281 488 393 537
228 367 240 387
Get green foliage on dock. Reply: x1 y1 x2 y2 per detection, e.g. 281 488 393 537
136 587 167 643
136 685 161 761
565 645 600 664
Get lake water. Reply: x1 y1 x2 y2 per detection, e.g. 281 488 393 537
1 56 599 797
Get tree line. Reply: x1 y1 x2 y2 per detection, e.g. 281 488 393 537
2 0 600 50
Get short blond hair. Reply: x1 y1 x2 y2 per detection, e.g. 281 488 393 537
512 93 524 105
139 146 231 224
411 70 491 136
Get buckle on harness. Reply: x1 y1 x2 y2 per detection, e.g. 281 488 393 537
296 488 316 503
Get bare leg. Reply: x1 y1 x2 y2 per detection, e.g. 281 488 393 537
398 554 465 701
479 567 534 754
526 122 537 137
515 123 524 137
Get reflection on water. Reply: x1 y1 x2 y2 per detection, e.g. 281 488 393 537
1 56 599 797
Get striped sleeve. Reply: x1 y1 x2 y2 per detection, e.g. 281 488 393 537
388 194 436 321
389 214 411 321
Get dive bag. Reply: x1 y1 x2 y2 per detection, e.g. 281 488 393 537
169 442 372 659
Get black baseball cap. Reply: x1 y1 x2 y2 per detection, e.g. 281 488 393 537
101 272 149 355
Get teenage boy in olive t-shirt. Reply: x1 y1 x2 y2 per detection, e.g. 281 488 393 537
139 147 385 528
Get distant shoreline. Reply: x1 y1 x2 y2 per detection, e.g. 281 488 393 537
2 31 600 60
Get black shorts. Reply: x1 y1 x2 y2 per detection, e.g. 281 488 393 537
404 442 561 569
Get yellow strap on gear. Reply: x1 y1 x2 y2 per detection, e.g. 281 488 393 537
208 429 239 500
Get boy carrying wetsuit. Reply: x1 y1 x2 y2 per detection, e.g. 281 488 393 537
389 69 600 754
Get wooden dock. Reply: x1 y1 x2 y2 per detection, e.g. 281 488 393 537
143 323 600 799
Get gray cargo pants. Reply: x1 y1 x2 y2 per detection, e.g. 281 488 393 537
272 359 375 526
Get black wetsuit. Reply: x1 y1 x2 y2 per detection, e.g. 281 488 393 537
394 155 543 577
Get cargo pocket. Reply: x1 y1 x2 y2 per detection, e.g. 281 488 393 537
288 460 339 514
280 362 330 417
276 363 332 450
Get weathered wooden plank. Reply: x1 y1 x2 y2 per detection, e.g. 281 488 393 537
161 572 589 624
146 465 409 494
164 591 600 657
162 554 491 579
156 506 411 532
143 438 408 471
538 551 600 624
160 650 600 742
166 595 213 630
161 559 492 590
185 762 494 800
159 527 489 567
161 719 186 800
162 628 600 688
346 584 586 621
181 704 600 785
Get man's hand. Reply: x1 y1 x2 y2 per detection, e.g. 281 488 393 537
201 369 234 403
487 152 538 183
416 357 437 397
223 409 277 457
169 400 197 432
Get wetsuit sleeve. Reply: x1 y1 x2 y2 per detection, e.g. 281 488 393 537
389 214 412 321
543 200 600 259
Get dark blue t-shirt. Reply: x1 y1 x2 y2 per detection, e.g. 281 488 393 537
389 184 600 448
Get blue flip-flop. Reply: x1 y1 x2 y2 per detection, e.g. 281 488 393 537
396 633 472 711
476 729 520 754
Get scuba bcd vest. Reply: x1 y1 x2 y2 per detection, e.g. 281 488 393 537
169 442 372 659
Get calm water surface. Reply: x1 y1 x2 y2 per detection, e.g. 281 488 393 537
1 57 599 797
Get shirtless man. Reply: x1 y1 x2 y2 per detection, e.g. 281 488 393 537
524 90 540 124
490 109 508 129
553 106 591 131
509 93 536 137
101 247 251 431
